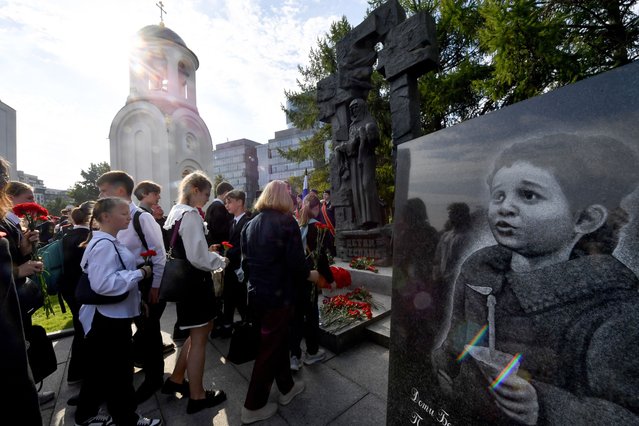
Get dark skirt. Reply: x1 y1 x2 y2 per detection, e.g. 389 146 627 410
176 269 216 329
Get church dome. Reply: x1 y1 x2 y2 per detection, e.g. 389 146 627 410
137 24 189 49
136 24 198 68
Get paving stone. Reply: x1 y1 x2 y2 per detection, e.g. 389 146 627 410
328 393 387 425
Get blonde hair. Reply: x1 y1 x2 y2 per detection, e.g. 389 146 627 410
299 193 321 226
80 197 128 247
254 180 293 213
177 171 212 205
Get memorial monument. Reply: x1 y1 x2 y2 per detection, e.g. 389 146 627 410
317 0 438 265
388 59 639 425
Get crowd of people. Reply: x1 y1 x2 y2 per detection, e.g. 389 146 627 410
1 156 337 426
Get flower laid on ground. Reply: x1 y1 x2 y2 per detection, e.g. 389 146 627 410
221 241 233 256
320 287 378 332
140 249 157 266
13 202 54 317
349 256 378 273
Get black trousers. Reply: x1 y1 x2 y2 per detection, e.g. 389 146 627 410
61 288 86 382
290 281 320 359
222 270 247 326
75 311 138 426
132 281 166 383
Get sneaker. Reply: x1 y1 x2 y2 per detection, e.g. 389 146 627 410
290 355 301 371
136 415 162 426
186 389 227 414
278 380 305 406
67 394 80 406
241 402 278 424
75 413 113 426
38 390 55 405
303 348 326 365
161 377 190 396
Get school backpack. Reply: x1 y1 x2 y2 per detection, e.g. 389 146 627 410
38 238 64 295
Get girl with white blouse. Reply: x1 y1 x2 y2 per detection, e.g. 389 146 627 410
161 171 229 414
74 197 160 426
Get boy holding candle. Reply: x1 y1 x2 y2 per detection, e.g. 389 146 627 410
433 134 639 424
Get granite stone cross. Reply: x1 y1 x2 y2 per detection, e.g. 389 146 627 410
378 11 438 148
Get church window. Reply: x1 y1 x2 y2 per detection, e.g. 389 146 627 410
179 61 190 99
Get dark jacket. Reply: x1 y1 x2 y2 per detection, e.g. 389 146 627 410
302 221 333 283
205 199 232 246
59 227 90 297
241 209 310 310
226 212 251 271
434 245 639 425
0 237 41 425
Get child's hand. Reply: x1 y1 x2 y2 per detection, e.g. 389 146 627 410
489 374 539 425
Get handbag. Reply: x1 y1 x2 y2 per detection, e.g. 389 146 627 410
226 320 260 365
75 239 130 305
26 324 57 383
159 219 196 302
17 277 45 316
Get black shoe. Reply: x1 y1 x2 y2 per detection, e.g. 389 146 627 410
186 390 227 414
135 379 163 404
67 394 80 406
162 342 176 355
161 377 190 396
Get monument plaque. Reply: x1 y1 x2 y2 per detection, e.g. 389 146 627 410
388 61 639 425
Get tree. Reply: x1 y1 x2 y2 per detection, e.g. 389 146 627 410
477 0 639 106
67 162 111 204
44 198 67 217
281 18 352 194
284 0 639 218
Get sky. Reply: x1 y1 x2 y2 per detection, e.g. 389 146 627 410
0 0 370 189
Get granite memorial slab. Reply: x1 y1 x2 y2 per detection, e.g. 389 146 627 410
388 61 639 425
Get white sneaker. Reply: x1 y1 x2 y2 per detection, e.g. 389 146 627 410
136 415 162 426
241 402 278 424
278 380 305 405
303 348 326 365
75 413 113 426
290 355 301 371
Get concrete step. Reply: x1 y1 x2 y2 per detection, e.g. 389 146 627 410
365 315 390 348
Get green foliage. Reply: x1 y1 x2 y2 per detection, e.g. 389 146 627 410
478 0 639 106
67 162 110 204
213 174 225 190
32 295 73 333
44 198 67 217
284 0 639 220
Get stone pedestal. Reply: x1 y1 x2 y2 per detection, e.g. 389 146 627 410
336 225 392 267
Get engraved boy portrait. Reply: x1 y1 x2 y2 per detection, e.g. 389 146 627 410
432 133 639 425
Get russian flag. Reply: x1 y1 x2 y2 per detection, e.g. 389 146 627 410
302 169 309 198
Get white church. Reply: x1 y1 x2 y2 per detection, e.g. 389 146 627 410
109 21 213 210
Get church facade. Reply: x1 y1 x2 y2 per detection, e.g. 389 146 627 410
109 23 213 209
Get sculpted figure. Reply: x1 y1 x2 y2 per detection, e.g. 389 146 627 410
335 98 382 229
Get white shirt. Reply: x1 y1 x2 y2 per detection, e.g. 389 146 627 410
117 202 167 289
78 231 143 335
164 204 226 272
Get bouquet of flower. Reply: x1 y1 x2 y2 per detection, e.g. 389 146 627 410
349 256 378 273
320 287 377 332
13 202 54 317
140 249 157 266
221 241 233 256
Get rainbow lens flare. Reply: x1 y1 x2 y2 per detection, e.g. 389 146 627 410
456 324 488 362
489 353 522 390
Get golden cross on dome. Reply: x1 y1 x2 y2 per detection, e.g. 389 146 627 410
156 1 167 24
